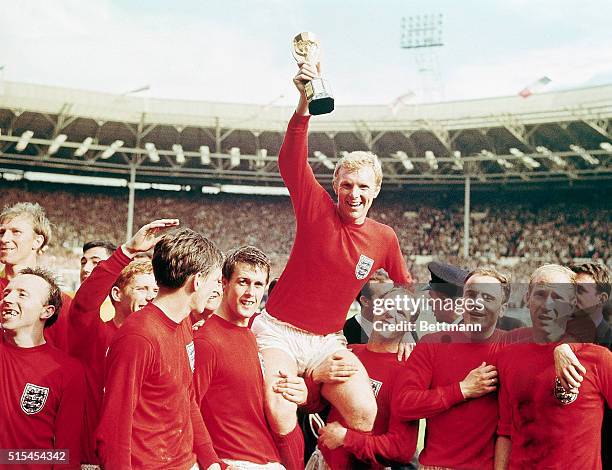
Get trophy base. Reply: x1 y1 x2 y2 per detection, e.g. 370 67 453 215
306 78 334 115
308 96 334 115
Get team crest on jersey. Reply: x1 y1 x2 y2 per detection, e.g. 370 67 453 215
355 255 374 280
20 383 49 415
370 378 383 397
186 341 195 373
553 377 578 405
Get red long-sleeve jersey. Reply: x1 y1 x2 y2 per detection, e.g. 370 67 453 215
265 113 411 335
193 314 280 467
67 247 127 463
321 344 418 468
395 330 507 469
497 342 612 469
96 303 216 470
0 335 85 470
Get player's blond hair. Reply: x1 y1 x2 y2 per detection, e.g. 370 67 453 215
0 202 52 255
332 151 383 191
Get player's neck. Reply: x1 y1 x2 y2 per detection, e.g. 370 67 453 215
112 307 128 328
3 326 46 348
152 290 191 324
4 257 37 280
367 335 401 353
216 304 249 327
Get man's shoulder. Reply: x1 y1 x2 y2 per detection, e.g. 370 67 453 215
365 217 397 237
43 343 85 379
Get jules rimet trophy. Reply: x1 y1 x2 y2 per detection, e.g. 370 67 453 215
292 32 334 115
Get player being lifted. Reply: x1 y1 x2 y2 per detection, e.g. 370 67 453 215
251 61 412 469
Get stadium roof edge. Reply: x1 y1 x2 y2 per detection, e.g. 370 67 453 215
1 80 612 133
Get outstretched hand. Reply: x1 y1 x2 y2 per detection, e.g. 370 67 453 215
123 219 180 256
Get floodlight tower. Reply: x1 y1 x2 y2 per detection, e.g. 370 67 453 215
400 14 444 102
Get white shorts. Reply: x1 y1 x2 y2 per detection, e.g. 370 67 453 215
222 459 285 470
252 312 348 375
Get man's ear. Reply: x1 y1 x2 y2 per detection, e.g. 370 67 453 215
33 233 45 253
110 285 122 303
373 186 381 198
40 304 55 321
359 295 369 307
599 292 609 305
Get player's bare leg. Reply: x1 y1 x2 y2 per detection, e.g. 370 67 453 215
320 349 377 432
260 347 304 470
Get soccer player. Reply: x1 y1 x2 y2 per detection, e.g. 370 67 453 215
568 262 612 347
316 286 419 468
251 61 412 470
96 228 223 469
80 240 116 283
552 262 612 469
194 246 305 469
495 264 612 469
68 220 173 466
0 202 73 351
393 267 509 469
0 268 85 470
343 277 395 344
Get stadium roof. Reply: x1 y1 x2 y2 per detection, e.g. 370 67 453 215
0 80 611 188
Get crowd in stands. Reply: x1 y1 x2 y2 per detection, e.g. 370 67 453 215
1 183 608 288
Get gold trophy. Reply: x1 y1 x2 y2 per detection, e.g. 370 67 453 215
292 32 334 115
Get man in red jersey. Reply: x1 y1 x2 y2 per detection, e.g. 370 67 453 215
96 227 224 470
312 286 419 469
391 267 510 469
194 246 307 469
0 268 85 470
68 219 174 466
495 264 612 470
251 62 412 470
0 202 72 351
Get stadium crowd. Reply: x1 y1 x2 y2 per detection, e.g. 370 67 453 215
1 62 611 470
0 184 609 288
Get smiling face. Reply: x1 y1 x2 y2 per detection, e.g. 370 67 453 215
333 165 380 225
1 274 54 332
112 273 158 316
373 287 416 341
221 262 267 326
0 215 43 267
463 275 505 336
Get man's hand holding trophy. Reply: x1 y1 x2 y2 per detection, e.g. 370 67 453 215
292 32 334 115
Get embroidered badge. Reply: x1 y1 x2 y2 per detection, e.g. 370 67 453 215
20 383 49 415
553 377 578 405
355 254 374 280
370 378 383 397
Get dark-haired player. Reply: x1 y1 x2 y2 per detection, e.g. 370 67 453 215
69 220 171 466
194 246 305 469
96 227 223 469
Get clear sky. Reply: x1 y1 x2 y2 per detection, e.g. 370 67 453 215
2 0 611 106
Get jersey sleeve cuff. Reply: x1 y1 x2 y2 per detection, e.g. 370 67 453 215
442 381 466 408
343 429 364 452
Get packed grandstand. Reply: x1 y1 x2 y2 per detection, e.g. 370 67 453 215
0 80 610 289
